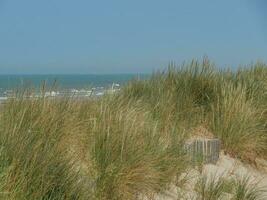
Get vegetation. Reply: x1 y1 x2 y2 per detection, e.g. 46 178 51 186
231 176 266 200
194 174 266 200
0 59 266 199
194 173 228 200
122 59 267 161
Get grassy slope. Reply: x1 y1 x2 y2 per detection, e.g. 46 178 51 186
0 59 266 199
122 59 267 161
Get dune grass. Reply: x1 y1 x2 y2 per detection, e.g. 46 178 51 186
0 59 266 199
122 59 267 161
231 176 266 200
76 96 188 199
0 95 88 199
194 174 266 200
194 173 227 200
0 92 189 199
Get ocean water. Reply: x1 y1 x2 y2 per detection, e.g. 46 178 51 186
0 74 148 97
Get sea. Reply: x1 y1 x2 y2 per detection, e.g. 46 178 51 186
0 74 148 100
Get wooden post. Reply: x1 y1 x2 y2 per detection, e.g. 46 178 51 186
185 138 221 164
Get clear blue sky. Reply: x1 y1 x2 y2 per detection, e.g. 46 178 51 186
0 0 266 74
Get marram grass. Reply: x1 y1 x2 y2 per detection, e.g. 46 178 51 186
122 59 267 161
0 92 188 199
0 59 266 199
194 174 266 200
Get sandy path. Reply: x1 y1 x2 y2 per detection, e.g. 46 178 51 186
150 153 267 200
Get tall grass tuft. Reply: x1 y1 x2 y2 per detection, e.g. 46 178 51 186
0 59 266 199
0 92 89 199
194 173 227 200
75 96 189 199
194 174 266 200
231 176 266 200
122 59 267 162
122 59 218 134
210 81 266 161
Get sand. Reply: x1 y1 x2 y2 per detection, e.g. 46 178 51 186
150 153 267 200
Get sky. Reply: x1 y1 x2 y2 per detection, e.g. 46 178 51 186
0 0 266 74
